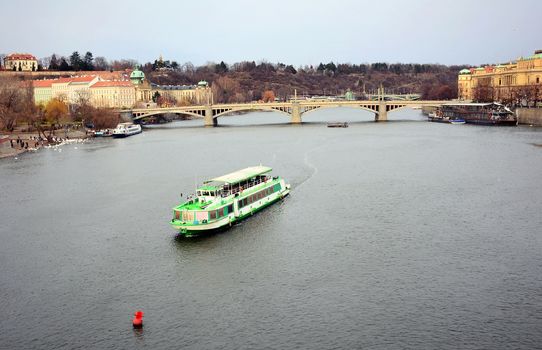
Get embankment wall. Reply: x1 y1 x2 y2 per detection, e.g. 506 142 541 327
517 108 542 126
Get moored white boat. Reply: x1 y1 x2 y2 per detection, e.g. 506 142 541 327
112 123 142 138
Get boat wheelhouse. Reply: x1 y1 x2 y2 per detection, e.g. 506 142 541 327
170 166 290 236
430 103 517 126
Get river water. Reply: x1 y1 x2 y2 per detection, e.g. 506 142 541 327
1 108 542 349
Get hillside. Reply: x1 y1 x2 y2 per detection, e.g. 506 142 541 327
144 61 465 103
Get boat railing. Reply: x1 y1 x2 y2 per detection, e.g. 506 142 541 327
220 177 271 197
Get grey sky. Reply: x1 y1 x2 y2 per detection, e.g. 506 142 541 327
2 0 541 66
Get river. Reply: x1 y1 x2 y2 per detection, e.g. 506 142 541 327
1 108 542 349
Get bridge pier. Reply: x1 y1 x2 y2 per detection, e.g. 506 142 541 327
204 106 217 127
376 102 388 122
291 103 302 124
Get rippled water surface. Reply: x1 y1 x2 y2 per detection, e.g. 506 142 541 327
1 109 542 349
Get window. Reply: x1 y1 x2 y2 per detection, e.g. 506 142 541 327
218 207 224 217
227 204 233 213
210 211 217 220
537 77 540 84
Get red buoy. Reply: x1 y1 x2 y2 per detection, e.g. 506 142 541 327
132 310 144 328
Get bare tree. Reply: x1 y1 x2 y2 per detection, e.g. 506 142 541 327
71 90 93 122
94 56 110 71
211 76 241 103
182 62 195 78
472 79 495 102
110 59 138 71
0 76 34 131
90 108 119 129
39 56 52 70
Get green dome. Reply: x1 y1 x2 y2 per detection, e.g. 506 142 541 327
130 69 145 79
197 80 208 87
459 69 471 74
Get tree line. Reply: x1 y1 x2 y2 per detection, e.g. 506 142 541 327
472 82 541 106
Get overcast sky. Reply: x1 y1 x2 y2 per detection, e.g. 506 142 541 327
2 0 541 67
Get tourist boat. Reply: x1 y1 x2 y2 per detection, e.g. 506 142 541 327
112 122 142 138
429 103 517 126
327 122 349 128
170 166 290 236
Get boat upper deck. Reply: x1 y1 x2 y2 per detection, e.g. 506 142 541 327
205 166 272 185
174 166 280 212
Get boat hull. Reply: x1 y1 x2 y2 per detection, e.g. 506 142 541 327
464 119 517 126
112 129 142 138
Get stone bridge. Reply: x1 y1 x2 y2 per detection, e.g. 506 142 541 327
126 100 445 126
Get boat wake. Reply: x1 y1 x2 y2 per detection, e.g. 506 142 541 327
295 146 320 190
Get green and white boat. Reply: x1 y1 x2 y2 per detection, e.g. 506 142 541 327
170 166 290 236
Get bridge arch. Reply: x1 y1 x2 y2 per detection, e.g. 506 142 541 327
385 104 410 113
133 110 204 122
301 104 379 117
212 106 292 119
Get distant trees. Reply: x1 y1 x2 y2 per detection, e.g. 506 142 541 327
211 76 243 103
261 90 276 102
110 59 138 71
152 57 179 71
94 56 109 71
422 83 457 100
43 51 116 71
69 51 82 71
472 79 494 102
215 61 228 74
48 54 59 70
82 52 94 71
0 76 34 131
59 57 70 71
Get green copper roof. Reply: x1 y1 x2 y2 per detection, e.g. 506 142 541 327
459 69 471 74
205 166 272 185
198 80 208 86
130 69 145 79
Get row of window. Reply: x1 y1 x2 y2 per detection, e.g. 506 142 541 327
209 204 234 220
238 184 281 209
175 183 282 223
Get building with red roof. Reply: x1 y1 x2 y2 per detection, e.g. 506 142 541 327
4 53 38 72
90 81 136 108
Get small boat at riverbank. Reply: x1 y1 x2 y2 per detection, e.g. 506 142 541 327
428 112 465 124
93 129 113 137
112 123 142 138
449 119 466 125
170 166 290 237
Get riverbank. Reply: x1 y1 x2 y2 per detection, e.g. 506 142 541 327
0 129 89 159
